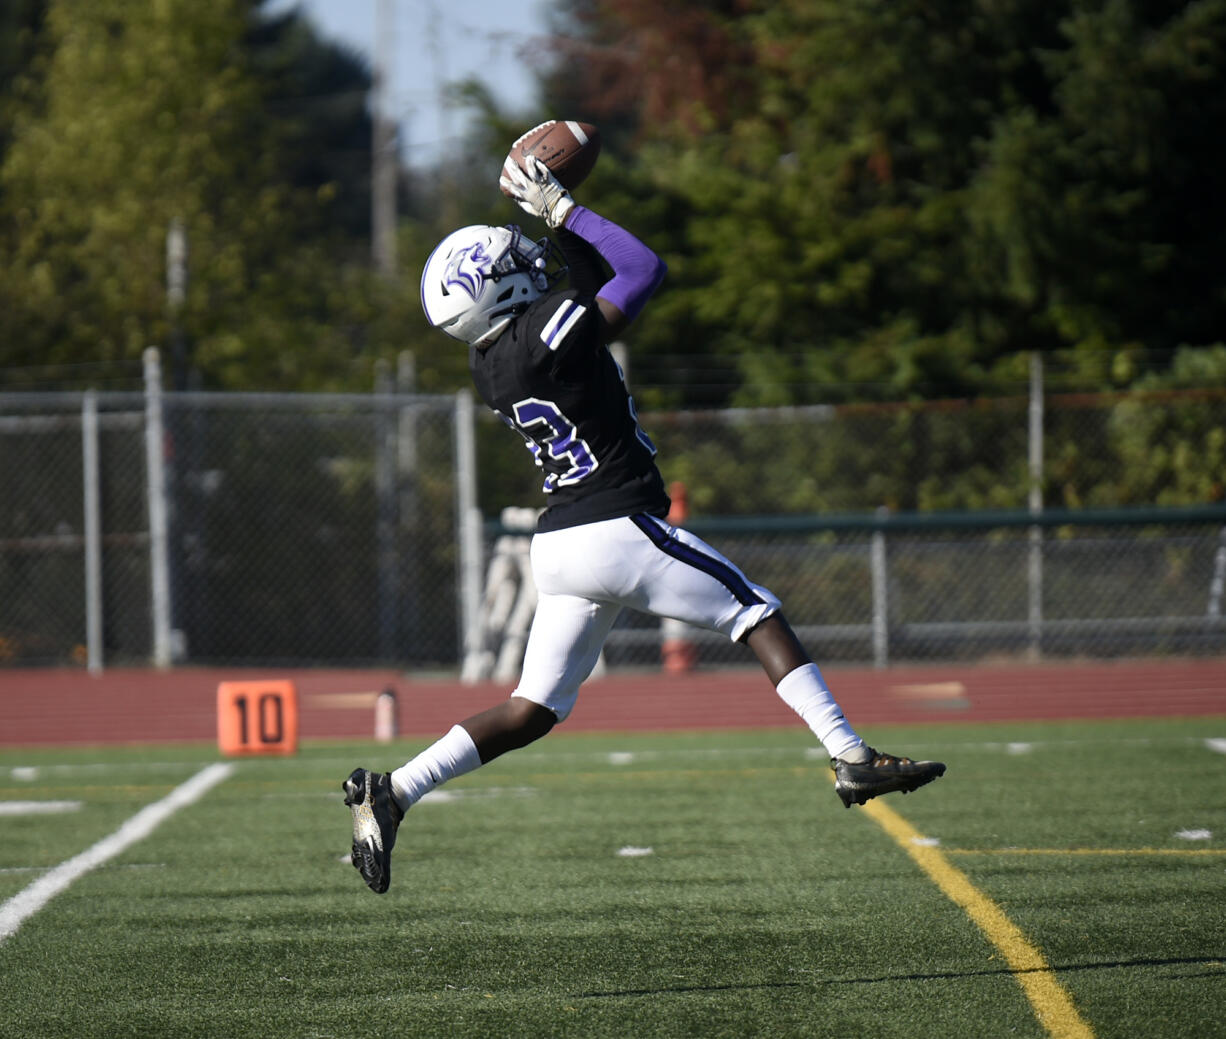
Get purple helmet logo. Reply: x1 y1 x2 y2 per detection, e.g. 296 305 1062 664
445 242 494 300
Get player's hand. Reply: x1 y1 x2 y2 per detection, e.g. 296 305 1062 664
499 154 575 229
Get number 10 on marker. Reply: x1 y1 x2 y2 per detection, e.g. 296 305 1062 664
217 680 298 756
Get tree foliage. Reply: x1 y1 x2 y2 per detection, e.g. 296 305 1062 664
542 0 1226 406
1 0 1224 431
0 0 379 390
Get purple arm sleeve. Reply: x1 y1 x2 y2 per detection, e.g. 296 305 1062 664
564 205 667 323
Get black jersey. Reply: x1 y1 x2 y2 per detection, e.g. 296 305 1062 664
469 287 670 533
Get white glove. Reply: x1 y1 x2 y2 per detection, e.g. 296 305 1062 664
500 154 575 229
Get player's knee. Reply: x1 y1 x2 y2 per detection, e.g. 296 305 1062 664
507 696 557 745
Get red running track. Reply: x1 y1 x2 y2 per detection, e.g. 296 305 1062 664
1 658 1224 747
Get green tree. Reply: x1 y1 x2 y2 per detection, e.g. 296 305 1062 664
538 0 1226 406
0 0 48 153
970 0 1226 361
0 0 380 390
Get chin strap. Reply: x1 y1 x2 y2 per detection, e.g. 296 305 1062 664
489 301 530 321
473 310 523 346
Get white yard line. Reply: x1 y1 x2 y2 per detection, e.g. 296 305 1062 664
7 761 219 779
0 801 82 816
0 762 233 943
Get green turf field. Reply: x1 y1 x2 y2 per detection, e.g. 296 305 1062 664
1 718 1223 1038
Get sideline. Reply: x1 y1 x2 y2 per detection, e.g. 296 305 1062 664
0 762 234 943
862 796 1096 1039
949 847 1225 857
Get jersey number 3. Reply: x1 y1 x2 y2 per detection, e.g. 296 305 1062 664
510 398 598 492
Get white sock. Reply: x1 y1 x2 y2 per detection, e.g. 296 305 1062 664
389 724 482 811
775 663 868 761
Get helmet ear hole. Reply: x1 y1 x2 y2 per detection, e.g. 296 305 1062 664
496 287 514 303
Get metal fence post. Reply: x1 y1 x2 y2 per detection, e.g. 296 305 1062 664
454 390 484 680
143 348 173 668
871 506 889 668
374 360 398 660
397 352 421 662
1028 351 1044 659
81 390 103 674
1208 525 1226 619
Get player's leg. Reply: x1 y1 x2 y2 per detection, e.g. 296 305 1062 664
613 518 863 757
572 516 847 746
743 613 945 805
385 701 552 818
619 514 946 806
344 702 552 896
509 588 623 723
744 613 865 759
459 697 557 761
386 592 616 809
343 588 618 894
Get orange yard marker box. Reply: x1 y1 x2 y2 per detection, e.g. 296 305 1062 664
217 680 299 756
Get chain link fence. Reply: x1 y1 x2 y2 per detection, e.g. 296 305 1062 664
1 354 466 669
591 509 1226 670
1 397 149 666
3 351 1225 670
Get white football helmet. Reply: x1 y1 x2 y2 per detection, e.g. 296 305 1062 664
420 224 560 345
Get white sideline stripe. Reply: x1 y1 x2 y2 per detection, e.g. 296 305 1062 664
1206 738 1226 755
417 786 536 805
7 760 220 777
190 735 1201 773
0 801 82 816
0 862 166 876
0 762 234 943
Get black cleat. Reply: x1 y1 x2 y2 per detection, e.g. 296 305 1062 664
342 768 404 894
831 747 946 808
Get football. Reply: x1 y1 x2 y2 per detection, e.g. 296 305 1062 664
501 120 601 195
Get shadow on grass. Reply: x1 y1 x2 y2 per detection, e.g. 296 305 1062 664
831 955 1226 985
574 956 1226 998
576 982 804 999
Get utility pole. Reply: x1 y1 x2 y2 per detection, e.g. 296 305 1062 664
372 0 397 278
166 218 188 390
1027 351 1045 659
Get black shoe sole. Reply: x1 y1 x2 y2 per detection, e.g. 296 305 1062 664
343 769 399 894
834 761 947 808
350 837 391 894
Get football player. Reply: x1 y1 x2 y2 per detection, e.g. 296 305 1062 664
343 155 945 894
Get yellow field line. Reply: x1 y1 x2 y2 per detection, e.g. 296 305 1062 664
862 797 1096 1039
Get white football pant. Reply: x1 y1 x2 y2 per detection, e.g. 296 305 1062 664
513 513 781 721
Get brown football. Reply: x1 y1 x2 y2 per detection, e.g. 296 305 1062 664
501 120 601 195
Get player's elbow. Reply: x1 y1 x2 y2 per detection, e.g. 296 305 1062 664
597 250 667 334
648 254 668 293
629 252 668 314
